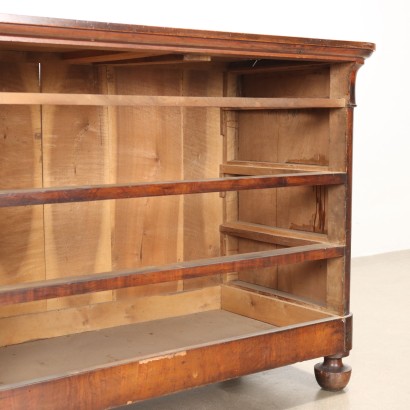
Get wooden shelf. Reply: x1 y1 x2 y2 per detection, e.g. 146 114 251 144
0 243 344 306
221 160 329 176
228 280 329 310
0 310 275 388
0 92 346 108
220 221 330 247
0 172 346 207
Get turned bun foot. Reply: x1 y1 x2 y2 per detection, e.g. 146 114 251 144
314 356 352 391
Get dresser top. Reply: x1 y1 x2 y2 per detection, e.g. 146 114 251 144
0 13 375 63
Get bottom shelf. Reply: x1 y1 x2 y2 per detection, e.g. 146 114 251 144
0 285 352 409
1 310 274 387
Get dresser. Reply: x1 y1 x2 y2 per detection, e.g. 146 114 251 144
0 14 374 409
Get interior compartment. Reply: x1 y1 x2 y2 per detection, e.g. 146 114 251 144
0 56 345 346
0 284 332 389
0 14 375 409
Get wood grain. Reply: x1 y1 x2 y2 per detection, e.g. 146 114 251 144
0 286 220 347
0 14 374 407
0 13 375 63
182 69 224 290
237 68 332 301
221 285 330 326
236 239 279 288
327 62 360 314
41 63 112 310
0 172 346 207
0 62 46 319
221 221 328 247
108 66 183 301
0 310 272 386
0 244 344 306
0 317 349 409
221 160 327 175
0 92 346 108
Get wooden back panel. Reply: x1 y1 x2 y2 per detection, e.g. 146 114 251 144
0 63 45 320
0 64 225 346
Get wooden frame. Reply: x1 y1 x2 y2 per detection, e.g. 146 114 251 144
0 13 373 409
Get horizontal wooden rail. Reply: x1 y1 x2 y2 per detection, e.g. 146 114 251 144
0 172 346 207
220 221 329 247
0 243 344 306
0 92 346 108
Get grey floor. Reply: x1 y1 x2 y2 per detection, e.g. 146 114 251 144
122 250 410 410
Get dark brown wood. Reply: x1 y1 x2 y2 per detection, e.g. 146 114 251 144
0 243 344 306
314 355 352 391
0 172 346 208
61 50 167 64
96 53 212 66
0 317 348 409
0 14 375 63
329 63 360 315
228 60 330 74
343 66 361 314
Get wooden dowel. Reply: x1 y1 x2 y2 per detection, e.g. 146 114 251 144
0 172 346 207
0 243 345 306
0 92 346 108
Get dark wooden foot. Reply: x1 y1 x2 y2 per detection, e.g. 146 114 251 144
314 355 352 391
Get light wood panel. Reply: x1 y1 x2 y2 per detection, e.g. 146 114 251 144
221 285 330 326
0 92 346 108
228 280 329 311
0 62 45 318
109 67 183 300
241 67 330 98
41 62 112 310
220 221 328 247
0 286 221 347
236 239 278 288
220 73 240 283
236 68 331 301
236 111 280 290
237 110 329 171
239 68 330 232
182 69 223 289
221 160 327 175
277 260 328 304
